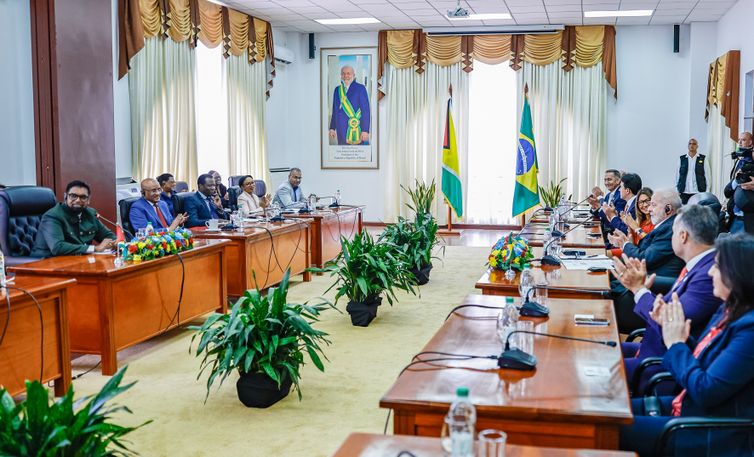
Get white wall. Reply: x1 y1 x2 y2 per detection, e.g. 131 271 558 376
606 24 717 192
0 0 36 186
265 31 388 221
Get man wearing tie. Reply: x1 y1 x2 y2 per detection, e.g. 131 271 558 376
612 204 720 393
273 168 308 209
129 178 187 234
184 174 227 228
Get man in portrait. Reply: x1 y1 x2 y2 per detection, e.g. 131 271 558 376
328 65 371 146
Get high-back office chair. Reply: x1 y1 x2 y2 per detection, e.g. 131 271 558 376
118 197 141 237
174 192 195 215
228 176 245 187
175 181 189 193
0 186 57 265
227 187 240 211
254 180 267 198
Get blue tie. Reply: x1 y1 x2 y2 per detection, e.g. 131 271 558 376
206 196 217 218
292 187 297 202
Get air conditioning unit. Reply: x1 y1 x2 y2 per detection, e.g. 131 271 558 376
274 44 295 64
425 25 565 36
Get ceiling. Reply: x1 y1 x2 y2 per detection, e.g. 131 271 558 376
216 0 739 33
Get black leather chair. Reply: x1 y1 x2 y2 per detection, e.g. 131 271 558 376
118 197 141 237
0 186 57 265
228 175 245 187
175 181 189 193
254 180 267 198
227 187 240 211
174 192 195 215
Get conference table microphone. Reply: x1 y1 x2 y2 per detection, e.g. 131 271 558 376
498 330 617 371
540 216 601 266
96 213 135 240
518 285 609 318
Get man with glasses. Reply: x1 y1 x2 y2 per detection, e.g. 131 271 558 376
675 138 710 204
129 178 187 234
31 180 116 257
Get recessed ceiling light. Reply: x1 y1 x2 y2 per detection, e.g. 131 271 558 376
584 9 653 18
315 17 381 25
449 13 512 21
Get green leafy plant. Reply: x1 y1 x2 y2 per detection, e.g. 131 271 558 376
401 179 436 217
0 366 149 457
190 269 333 401
538 178 572 208
311 230 417 305
380 214 441 271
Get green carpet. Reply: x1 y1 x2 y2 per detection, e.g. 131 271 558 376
70 246 490 456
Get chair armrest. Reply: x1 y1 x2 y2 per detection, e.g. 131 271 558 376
630 356 663 395
643 371 676 397
654 417 754 456
626 328 646 342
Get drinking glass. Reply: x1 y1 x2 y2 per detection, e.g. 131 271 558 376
512 320 534 354
478 429 507 457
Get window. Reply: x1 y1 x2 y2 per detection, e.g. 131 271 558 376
194 45 228 178
467 62 519 225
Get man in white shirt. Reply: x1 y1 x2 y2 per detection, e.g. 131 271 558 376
273 168 308 209
675 138 711 204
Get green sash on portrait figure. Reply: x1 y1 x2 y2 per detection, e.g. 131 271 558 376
339 83 362 144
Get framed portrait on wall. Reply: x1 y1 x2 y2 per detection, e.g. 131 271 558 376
320 47 378 169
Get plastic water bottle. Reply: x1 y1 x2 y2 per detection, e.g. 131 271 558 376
446 387 476 457
335 189 341 205
0 250 6 287
519 266 534 301
497 297 519 345
146 222 154 236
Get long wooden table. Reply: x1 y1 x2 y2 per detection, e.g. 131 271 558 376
9 239 228 375
287 205 364 268
380 294 632 450
332 433 636 456
0 276 75 396
476 247 610 298
191 220 311 295
520 223 604 249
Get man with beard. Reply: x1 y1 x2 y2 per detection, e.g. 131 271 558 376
31 180 116 258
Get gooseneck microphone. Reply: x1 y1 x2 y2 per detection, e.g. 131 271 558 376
498 329 617 370
540 215 601 266
96 213 134 240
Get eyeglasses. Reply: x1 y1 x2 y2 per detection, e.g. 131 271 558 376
638 199 650 206
67 193 89 201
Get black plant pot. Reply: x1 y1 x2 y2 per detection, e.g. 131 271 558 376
346 296 383 327
410 263 433 286
236 372 292 408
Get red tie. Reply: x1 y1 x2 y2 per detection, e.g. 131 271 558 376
671 267 689 292
154 204 169 228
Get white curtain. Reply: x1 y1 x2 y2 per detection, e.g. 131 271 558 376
382 63 469 224
226 52 269 184
129 37 198 186
706 104 736 198
517 61 609 203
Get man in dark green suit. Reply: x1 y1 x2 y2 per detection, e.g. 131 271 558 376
31 180 116 258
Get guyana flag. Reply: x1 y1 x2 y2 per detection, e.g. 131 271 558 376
442 98 463 218
512 90 540 217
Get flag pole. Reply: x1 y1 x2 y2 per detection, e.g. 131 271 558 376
438 84 463 237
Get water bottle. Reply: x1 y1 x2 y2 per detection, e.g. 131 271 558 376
0 250 6 287
519 266 534 302
146 222 154 236
335 189 341 205
446 387 476 457
497 296 519 345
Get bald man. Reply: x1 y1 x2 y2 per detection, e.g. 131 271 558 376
328 65 371 145
129 178 187 235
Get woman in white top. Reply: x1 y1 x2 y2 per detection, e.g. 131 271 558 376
237 175 271 215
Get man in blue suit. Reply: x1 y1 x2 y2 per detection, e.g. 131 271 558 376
613 204 721 391
604 173 642 235
129 179 187 235
588 169 626 244
609 188 686 332
184 174 227 228
328 65 370 146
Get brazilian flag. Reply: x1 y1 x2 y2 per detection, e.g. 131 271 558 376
442 98 463 218
512 91 540 217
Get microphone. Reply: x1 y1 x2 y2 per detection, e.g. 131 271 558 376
552 195 593 232
498 330 617 370
518 285 608 318
96 213 134 240
315 195 339 208
540 216 601 266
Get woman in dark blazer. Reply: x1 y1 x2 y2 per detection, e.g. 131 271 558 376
620 233 754 456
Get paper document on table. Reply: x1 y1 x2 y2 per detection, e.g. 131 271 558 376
561 259 615 270
559 254 609 260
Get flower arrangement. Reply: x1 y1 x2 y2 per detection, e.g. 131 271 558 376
121 228 194 262
488 233 533 271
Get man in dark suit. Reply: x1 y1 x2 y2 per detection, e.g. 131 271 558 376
208 170 230 208
613 204 721 392
129 178 187 234
156 173 178 216
604 173 642 235
724 132 754 234
588 169 626 245
608 188 685 332
328 65 371 145
184 174 227 228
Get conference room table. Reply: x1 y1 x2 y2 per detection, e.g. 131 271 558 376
286 205 364 268
519 223 604 249
9 239 228 375
332 433 636 456
0 276 75 396
476 247 611 298
191 219 311 295
380 294 632 450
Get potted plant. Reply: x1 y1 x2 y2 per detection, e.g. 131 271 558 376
312 230 417 327
0 366 149 456
190 269 333 408
401 178 435 217
380 214 441 285
538 178 572 209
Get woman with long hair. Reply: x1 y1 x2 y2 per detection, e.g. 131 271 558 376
610 187 654 257
620 233 754 456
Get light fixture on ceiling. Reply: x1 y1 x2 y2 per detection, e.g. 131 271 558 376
315 17 381 25
447 0 470 19
426 25 564 36
449 13 512 21
584 9 653 18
